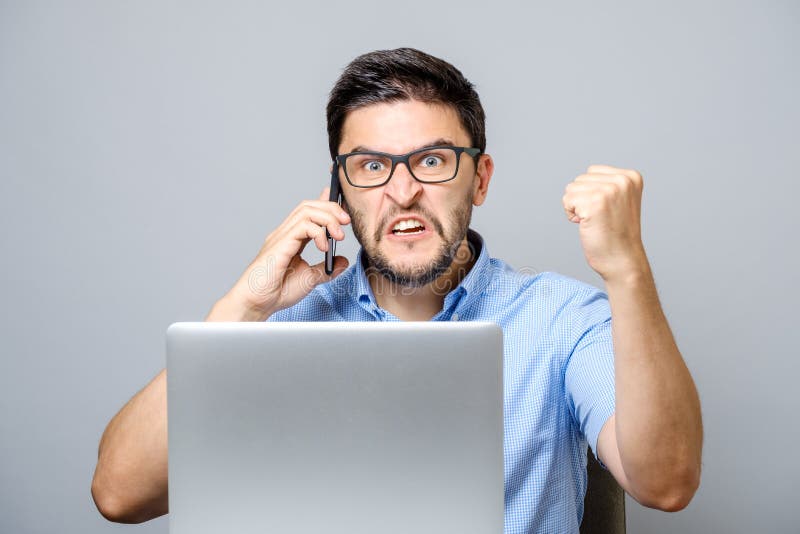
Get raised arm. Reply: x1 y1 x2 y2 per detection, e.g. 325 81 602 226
562 165 702 511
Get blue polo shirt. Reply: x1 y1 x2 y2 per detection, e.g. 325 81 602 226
268 229 616 533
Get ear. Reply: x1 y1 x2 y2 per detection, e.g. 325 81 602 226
472 153 494 206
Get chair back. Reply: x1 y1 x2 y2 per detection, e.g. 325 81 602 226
580 450 626 534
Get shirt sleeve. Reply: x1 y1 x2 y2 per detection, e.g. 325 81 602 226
563 285 616 463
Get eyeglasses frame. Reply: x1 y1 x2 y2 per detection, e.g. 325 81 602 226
335 145 482 188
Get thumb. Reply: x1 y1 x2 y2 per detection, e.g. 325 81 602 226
319 186 330 201
304 255 350 286
330 255 350 277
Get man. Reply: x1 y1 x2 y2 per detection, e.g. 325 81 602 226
91 48 703 532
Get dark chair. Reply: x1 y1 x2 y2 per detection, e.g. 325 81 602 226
580 450 626 534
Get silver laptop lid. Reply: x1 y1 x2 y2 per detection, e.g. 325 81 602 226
167 321 503 534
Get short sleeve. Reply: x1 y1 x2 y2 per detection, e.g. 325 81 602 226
563 288 616 462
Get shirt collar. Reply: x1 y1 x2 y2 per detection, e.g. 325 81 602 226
352 228 494 317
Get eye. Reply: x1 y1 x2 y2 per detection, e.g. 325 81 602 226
363 160 386 173
420 155 443 168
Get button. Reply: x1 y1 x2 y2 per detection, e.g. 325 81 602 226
451 313 459 321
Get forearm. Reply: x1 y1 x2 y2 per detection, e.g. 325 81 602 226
91 370 169 523
605 259 703 504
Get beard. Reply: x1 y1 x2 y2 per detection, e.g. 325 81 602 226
346 191 474 288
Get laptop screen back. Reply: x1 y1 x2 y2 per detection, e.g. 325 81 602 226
166 321 503 534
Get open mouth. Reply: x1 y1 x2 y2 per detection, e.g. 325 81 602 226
390 218 426 236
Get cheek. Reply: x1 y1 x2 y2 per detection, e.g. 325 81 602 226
442 187 472 216
347 192 382 224
343 199 376 241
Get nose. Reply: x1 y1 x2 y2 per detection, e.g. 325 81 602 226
384 161 423 208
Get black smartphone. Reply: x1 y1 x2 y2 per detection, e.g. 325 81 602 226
324 161 342 275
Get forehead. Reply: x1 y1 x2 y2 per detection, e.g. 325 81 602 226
339 99 469 154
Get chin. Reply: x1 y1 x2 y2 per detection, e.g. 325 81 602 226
370 253 454 289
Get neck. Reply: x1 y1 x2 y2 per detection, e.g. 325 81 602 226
368 237 476 321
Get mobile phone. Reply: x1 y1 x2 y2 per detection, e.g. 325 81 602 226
324 161 342 275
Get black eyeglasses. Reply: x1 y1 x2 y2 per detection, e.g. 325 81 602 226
336 145 481 188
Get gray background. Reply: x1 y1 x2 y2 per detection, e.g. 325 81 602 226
1 1 797 532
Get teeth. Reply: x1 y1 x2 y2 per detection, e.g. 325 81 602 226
393 219 424 232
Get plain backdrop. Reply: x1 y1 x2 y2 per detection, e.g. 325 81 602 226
1 1 797 532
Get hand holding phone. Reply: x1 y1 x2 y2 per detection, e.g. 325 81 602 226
209 168 349 322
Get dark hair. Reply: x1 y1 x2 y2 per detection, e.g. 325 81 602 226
326 48 486 159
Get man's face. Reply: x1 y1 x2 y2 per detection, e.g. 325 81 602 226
337 99 491 287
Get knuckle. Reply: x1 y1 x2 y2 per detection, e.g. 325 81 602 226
621 169 643 187
615 174 632 189
298 201 317 214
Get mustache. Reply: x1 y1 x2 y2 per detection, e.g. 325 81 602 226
374 205 445 242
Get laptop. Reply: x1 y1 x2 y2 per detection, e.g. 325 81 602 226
166 321 503 534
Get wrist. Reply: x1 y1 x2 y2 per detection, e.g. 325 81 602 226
205 292 273 322
602 259 656 301
599 247 651 287
603 266 653 294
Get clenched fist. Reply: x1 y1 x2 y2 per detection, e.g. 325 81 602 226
562 164 649 283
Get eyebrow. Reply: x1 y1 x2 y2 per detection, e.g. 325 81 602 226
348 138 456 154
